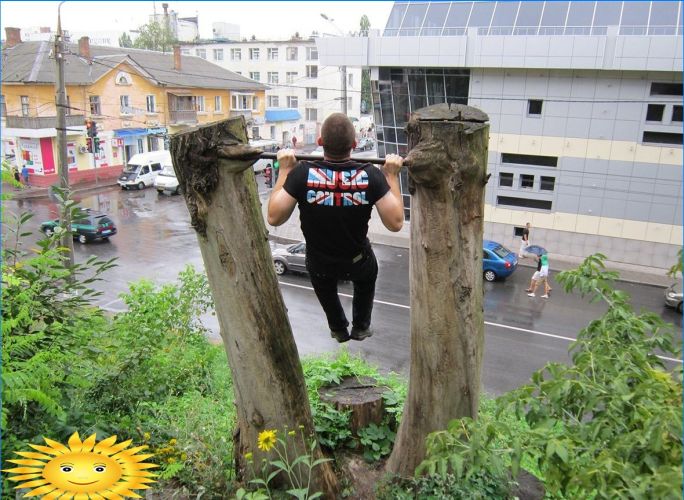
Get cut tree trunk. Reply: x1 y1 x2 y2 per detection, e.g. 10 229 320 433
319 376 386 436
386 103 490 477
169 117 338 498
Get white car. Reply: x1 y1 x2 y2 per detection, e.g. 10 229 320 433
154 165 180 195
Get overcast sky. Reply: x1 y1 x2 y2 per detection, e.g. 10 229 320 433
1 1 393 40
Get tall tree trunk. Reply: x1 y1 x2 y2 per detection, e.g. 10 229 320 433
170 117 338 497
386 103 490 477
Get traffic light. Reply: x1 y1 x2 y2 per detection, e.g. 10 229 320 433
93 137 101 154
85 120 98 138
86 137 93 153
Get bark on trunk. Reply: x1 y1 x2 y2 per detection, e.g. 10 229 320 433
169 117 338 498
386 103 490 477
319 376 386 436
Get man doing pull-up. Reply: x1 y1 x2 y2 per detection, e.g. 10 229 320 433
267 113 404 343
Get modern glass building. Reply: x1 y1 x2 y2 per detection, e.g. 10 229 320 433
317 1 682 267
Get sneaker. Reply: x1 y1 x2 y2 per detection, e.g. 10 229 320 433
350 326 374 341
330 328 350 343
527 293 535 297
525 288 533 292
541 294 549 299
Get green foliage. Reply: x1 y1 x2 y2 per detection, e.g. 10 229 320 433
133 20 177 52
412 254 682 500
301 350 405 460
667 248 682 280
376 470 512 500
118 31 133 48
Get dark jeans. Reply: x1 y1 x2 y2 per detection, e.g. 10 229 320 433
307 249 378 332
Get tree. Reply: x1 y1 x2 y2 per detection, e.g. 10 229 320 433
359 15 371 113
387 104 490 476
132 20 176 53
118 32 133 48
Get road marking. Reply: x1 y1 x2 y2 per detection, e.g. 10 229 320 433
278 280 682 364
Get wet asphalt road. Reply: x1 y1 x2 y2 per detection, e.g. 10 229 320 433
3 182 681 395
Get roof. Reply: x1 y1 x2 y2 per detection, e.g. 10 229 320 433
1 41 268 91
265 108 301 122
384 1 682 37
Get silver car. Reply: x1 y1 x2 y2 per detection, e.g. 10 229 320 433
664 282 682 313
272 242 307 275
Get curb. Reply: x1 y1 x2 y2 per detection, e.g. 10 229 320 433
4 182 119 200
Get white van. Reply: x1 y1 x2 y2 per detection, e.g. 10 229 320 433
118 151 171 190
154 156 180 195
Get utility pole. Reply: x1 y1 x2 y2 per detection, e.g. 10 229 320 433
320 13 348 116
55 1 75 268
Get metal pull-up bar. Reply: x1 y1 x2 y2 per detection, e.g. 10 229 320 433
257 151 396 166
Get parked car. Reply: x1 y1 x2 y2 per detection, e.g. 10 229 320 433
354 137 375 151
41 209 117 244
664 282 683 313
118 151 169 190
272 242 307 275
154 164 180 195
483 240 518 281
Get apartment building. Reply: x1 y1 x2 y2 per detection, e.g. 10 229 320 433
181 36 362 146
317 1 683 267
1 28 266 186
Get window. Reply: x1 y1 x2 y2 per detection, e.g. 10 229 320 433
306 108 317 121
89 95 101 115
195 48 207 59
672 105 682 122
286 72 298 84
540 176 555 191
193 95 205 112
268 72 279 84
306 46 318 60
214 96 222 112
268 95 280 107
497 196 552 210
306 65 318 78
268 48 278 60
306 87 318 100
250 72 261 81
501 153 558 167
20 96 29 116
642 131 683 145
252 126 260 139
0 95 5 117
181 48 190 55
528 99 543 115
498 172 513 187
231 94 255 110
249 48 260 60
231 48 242 61
146 95 156 113
348 73 353 86
287 96 298 108
650 82 683 96
520 174 534 189
213 49 223 61
270 125 276 139
252 97 259 111
286 47 298 61
646 104 665 121
120 95 130 114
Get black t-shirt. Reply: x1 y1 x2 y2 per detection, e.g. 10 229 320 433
283 159 390 262
522 228 529 241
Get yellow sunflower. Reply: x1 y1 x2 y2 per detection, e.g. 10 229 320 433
257 430 277 451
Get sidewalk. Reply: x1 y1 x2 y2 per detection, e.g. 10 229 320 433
259 191 675 288
3 179 119 200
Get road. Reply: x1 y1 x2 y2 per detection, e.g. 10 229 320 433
3 182 681 395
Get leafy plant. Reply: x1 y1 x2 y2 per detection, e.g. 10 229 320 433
358 423 396 462
412 254 682 500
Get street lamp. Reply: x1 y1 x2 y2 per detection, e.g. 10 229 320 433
320 13 348 115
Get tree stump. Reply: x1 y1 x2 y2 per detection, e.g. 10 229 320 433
169 117 338 498
387 103 490 477
319 376 386 436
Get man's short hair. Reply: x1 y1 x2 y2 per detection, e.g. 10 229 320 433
321 113 355 159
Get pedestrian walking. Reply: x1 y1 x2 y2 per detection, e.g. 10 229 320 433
21 165 30 186
12 167 21 187
526 254 542 293
528 252 551 298
267 113 404 343
519 222 530 258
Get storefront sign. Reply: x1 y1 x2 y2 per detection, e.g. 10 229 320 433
19 138 44 173
67 142 78 170
112 138 124 148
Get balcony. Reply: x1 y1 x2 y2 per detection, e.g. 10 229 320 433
229 110 253 120
169 110 197 124
5 114 85 129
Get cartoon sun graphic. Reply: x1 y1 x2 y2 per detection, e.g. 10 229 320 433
3 432 157 499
